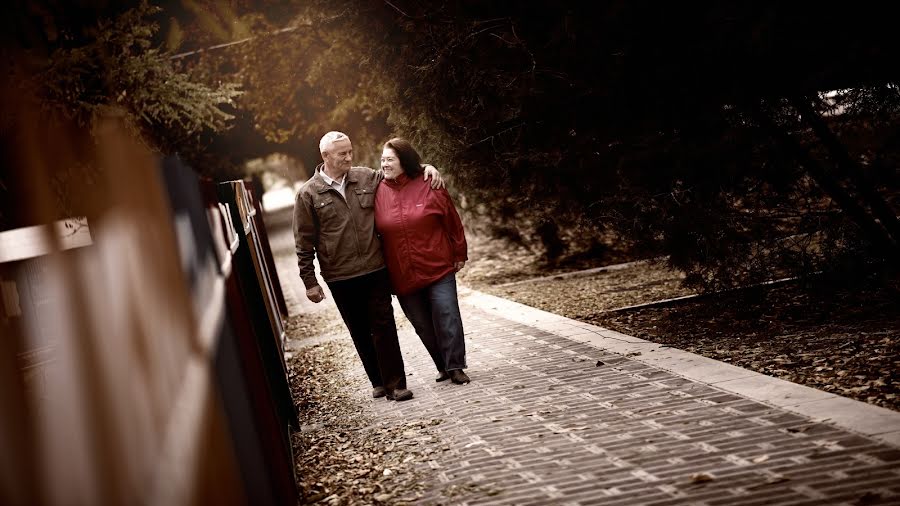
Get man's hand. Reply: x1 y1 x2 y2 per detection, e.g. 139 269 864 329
422 164 445 189
306 285 326 303
454 261 466 272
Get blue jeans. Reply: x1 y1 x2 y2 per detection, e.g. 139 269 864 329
397 273 467 372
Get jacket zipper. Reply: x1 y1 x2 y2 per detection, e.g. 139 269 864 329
333 186 363 258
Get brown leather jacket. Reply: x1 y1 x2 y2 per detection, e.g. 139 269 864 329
293 165 385 288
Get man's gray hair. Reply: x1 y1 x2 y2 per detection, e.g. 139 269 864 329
319 131 350 154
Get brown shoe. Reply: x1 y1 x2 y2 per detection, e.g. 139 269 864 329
372 386 387 398
435 371 450 382
387 388 414 401
449 370 470 385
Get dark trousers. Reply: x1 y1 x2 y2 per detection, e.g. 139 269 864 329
327 269 406 392
397 273 467 372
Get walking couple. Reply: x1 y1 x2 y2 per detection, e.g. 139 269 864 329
293 131 469 401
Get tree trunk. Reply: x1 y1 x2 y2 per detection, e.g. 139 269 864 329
751 105 899 258
536 218 567 266
792 96 900 248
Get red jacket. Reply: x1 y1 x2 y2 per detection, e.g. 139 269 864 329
374 173 468 295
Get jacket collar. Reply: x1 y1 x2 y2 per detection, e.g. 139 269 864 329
382 172 410 188
311 163 358 193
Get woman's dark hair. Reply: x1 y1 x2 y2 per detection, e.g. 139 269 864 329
384 137 423 178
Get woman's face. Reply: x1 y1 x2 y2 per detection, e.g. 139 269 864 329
381 147 402 180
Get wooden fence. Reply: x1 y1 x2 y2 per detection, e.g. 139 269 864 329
1 114 298 505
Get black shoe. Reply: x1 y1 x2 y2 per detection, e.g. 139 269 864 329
449 369 470 385
435 371 450 382
372 386 387 398
387 388 414 401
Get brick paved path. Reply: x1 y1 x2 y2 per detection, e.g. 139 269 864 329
264 206 900 505
362 299 900 505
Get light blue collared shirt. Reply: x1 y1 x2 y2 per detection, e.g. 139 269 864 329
319 169 347 199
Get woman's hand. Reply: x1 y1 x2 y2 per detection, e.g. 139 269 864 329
454 261 466 272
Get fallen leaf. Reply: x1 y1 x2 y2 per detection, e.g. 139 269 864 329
856 491 883 505
689 473 715 484
306 491 328 502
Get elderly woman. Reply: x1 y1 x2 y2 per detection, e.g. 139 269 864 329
374 138 471 385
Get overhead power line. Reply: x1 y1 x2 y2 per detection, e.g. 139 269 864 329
169 24 310 60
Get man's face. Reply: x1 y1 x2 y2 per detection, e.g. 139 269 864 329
381 147 402 180
322 138 353 175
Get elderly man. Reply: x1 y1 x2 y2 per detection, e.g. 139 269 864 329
293 131 442 401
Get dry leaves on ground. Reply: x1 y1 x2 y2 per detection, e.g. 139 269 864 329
484 260 692 316
284 309 345 343
288 339 446 504
591 280 900 411
458 232 630 288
